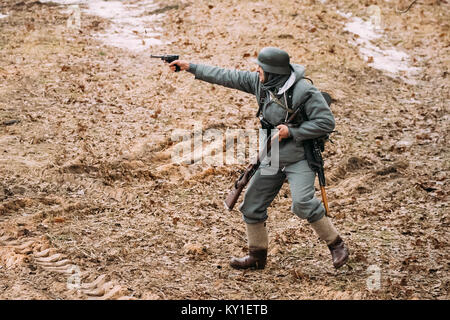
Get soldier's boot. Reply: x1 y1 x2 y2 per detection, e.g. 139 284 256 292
310 216 349 269
230 222 268 270
327 236 349 269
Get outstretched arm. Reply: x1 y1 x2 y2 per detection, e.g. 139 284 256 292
169 60 259 95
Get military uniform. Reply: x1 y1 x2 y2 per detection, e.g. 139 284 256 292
186 47 349 270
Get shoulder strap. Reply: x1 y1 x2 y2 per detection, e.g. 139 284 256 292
285 85 294 113
285 77 313 113
256 76 328 118
256 86 266 117
289 90 312 123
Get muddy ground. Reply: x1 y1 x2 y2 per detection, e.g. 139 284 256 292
0 0 448 300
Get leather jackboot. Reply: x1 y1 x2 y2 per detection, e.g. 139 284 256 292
229 246 267 270
328 236 349 269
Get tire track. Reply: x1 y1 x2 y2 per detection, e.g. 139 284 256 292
0 237 135 300
326 156 372 186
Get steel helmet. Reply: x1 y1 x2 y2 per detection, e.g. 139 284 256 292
253 47 292 75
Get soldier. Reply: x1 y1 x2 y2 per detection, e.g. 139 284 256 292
168 47 349 270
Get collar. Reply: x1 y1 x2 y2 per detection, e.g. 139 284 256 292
277 71 296 95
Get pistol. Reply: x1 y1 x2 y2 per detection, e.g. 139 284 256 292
150 54 180 72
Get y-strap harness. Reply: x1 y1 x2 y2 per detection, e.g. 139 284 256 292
256 77 315 130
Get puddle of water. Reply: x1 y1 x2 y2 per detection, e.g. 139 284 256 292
40 0 165 52
85 0 164 51
344 16 382 41
340 11 420 84
336 10 352 19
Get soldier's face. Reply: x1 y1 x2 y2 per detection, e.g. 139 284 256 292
257 66 265 83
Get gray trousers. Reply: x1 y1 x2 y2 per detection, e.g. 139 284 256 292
239 159 325 224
